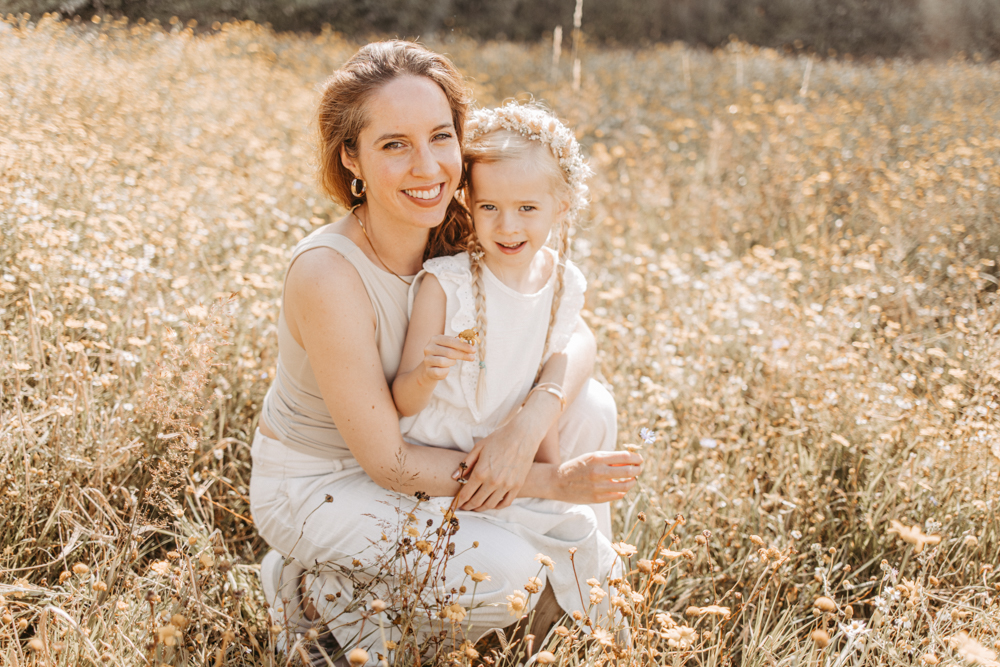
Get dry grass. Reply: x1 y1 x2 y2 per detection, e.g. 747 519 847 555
1 13 999 667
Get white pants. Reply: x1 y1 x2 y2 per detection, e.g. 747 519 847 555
249 379 617 652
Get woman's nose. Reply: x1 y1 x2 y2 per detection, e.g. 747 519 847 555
410 141 438 178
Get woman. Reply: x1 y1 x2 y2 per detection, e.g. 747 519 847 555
248 41 642 658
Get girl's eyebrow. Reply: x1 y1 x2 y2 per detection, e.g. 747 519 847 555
374 123 453 145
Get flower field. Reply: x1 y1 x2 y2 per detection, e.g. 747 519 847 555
1 14 999 667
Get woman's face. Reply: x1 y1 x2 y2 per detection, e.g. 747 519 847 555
341 75 462 232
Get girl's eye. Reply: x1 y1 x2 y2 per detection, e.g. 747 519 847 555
479 204 496 211
433 132 453 141
383 141 404 150
520 205 536 212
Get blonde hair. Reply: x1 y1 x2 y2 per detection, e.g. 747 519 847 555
316 40 473 260
463 105 591 405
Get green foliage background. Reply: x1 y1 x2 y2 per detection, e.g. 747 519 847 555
4 0 1000 58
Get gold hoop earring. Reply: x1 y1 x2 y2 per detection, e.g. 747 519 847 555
351 178 366 198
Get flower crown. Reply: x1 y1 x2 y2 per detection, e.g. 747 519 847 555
465 102 592 220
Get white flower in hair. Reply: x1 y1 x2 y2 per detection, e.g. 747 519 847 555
466 102 592 219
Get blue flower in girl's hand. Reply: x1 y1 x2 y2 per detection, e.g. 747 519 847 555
639 427 656 445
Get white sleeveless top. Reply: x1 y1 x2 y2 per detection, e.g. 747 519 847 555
260 232 411 458
399 249 586 452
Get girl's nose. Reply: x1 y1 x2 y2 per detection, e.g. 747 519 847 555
496 210 518 232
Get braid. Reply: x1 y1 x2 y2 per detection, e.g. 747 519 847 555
534 221 571 384
469 237 489 409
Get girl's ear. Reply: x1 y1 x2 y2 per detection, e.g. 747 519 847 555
340 145 360 179
557 196 571 219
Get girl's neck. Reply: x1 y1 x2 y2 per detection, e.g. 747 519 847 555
355 203 428 276
482 247 553 294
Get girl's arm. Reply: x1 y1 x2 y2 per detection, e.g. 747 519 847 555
391 275 475 417
454 316 603 510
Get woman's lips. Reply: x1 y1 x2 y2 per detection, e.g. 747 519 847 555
402 183 444 206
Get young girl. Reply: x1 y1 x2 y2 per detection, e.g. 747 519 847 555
392 102 592 472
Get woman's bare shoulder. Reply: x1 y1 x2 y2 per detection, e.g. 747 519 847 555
283 224 375 341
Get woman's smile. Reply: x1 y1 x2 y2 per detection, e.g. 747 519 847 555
402 183 444 204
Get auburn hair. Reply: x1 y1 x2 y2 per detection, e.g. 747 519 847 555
316 40 473 260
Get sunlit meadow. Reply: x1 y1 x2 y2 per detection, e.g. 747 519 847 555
1 13 999 667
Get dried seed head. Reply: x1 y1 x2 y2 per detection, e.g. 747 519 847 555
348 648 369 666
72 563 89 575
28 638 45 652
811 629 830 648
371 599 387 613
536 650 557 664
921 653 940 665
814 596 837 613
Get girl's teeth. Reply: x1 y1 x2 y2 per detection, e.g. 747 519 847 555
404 185 441 200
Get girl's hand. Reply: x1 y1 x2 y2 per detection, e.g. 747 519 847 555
418 335 475 384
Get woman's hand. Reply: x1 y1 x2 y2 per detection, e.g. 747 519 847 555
453 419 536 511
552 450 643 504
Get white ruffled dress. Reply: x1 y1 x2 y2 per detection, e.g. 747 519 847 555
400 248 586 451
399 249 617 620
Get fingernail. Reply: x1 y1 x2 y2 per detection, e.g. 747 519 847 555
452 471 460 479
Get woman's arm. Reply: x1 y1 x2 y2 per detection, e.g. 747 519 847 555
453 316 602 510
392 275 475 417
285 248 468 495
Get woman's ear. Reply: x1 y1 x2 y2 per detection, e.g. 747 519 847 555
340 145 360 179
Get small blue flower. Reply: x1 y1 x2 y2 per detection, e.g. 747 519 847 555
639 427 656 445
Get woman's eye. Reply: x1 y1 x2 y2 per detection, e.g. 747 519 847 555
383 141 404 150
433 132 453 141
520 205 536 212
479 204 496 211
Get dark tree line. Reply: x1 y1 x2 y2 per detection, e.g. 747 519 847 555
4 0 1000 58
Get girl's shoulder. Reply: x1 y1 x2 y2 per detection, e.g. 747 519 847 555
563 256 586 289
422 251 472 281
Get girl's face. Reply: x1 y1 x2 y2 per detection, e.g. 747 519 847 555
468 155 567 280
341 75 462 232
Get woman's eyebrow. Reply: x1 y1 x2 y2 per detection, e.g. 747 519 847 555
374 123 453 145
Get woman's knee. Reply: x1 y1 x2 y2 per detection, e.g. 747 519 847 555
559 379 618 460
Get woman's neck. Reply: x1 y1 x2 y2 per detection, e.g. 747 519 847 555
354 203 429 276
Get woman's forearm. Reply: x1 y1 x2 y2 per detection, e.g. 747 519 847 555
368 440 467 496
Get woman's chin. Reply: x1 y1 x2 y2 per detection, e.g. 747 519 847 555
398 197 452 228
